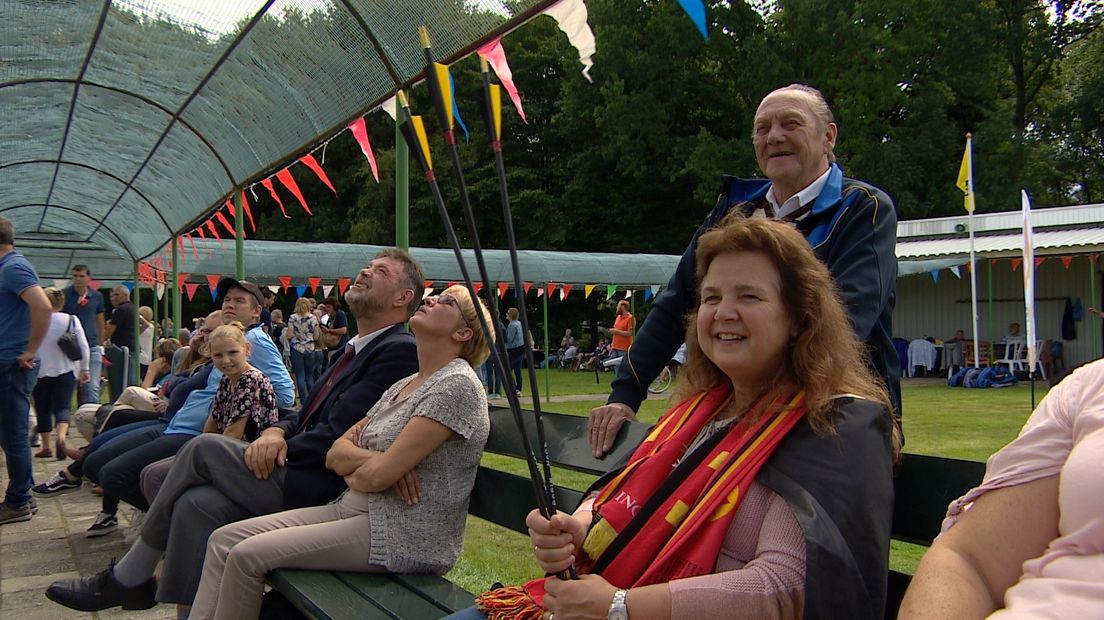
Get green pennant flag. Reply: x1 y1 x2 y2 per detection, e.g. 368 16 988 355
606 284 617 300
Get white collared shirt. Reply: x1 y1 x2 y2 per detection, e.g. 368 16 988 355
758 167 832 220
347 324 394 355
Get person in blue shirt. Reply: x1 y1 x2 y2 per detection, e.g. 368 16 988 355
0 216 54 525
63 264 107 405
504 307 525 393
79 279 293 536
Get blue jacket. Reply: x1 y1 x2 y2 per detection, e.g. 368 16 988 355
609 164 901 417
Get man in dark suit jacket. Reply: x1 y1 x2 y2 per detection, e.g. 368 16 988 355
46 250 425 612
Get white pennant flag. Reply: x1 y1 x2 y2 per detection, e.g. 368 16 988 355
322 285 334 298
380 96 398 121
950 265 962 279
423 287 434 299
650 284 661 297
156 283 165 300
544 0 596 82
53 279 70 289
267 285 281 294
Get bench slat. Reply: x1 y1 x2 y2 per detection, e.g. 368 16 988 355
390 574 477 614
486 407 648 474
337 573 456 620
268 569 394 620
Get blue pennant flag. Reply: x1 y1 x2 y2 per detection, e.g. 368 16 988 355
678 0 708 40
644 288 653 301
449 72 470 143
121 281 135 293
930 270 941 284
295 285 308 298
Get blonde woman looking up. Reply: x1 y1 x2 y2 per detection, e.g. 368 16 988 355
286 297 320 403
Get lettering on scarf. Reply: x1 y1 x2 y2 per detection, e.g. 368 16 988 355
612 490 642 516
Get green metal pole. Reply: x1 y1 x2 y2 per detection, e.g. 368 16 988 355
152 283 158 342
132 263 140 386
234 190 245 279
1092 255 1100 359
395 115 409 250
542 285 550 402
171 237 181 344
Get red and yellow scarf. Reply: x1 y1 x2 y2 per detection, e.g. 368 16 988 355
477 384 807 619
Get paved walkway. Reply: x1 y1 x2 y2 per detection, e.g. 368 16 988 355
0 432 175 619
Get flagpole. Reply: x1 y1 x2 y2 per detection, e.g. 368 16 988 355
964 134 981 367
1021 190 1037 409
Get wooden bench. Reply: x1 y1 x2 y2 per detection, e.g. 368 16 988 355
269 407 985 620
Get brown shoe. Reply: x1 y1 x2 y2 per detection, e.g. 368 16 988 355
34 448 54 459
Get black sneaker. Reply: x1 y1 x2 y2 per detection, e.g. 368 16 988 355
32 471 83 497
0 502 32 525
85 512 118 537
45 558 157 611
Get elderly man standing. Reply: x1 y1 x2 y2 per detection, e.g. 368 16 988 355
46 249 423 614
589 83 900 457
0 216 53 524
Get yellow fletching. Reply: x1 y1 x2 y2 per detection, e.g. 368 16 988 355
411 116 432 170
490 84 502 140
665 500 691 527
711 486 742 521
434 63 454 130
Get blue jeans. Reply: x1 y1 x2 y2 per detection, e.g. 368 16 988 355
0 361 39 506
78 346 103 405
290 349 319 404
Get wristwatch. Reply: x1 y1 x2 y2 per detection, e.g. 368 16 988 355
607 589 628 620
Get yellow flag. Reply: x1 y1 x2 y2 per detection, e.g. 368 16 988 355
585 284 596 298
957 134 974 213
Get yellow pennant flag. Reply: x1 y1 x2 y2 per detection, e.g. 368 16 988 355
585 284 596 298
956 133 975 213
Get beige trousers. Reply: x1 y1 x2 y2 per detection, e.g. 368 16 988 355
189 491 382 620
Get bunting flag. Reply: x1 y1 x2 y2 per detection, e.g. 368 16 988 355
261 178 290 218
276 168 312 215
676 0 709 40
449 71 471 142
215 207 237 238
156 283 165 300
423 287 434 299
379 95 398 121
295 285 308 298
930 270 940 283
1061 256 1073 269
651 284 661 297
644 288 653 301
523 282 533 295
1035 257 1045 267
206 274 221 297
185 233 200 260
347 117 380 182
278 275 292 293
950 265 962 278
184 282 199 301
606 284 616 299
177 236 187 265
625 289 634 297
544 0 597 81
473 281 484 294
300 153 337 194
547 283 557 297
1011 258 1023 271
121 281 134 293
498 282 509 298
477 38 527 122
322 285 334 298
177 273 188 291
267 285 280 295
585 284 596 298
337 277 351 297
195 227 213 255
536 287 544 298
54 278 71 289
240 191 256 232
89 279 102 291
560 284 573 300
308 277 321 293
447 281 458 289
956 134 976 213
424 280 434 290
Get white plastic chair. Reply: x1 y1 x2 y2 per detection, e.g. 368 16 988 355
995 341 1025 373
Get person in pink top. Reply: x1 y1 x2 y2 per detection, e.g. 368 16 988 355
901 358 1104 618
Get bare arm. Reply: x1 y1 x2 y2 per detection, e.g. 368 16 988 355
342 416 454 493
97 312 106 346
19 286 52 368
899 475 1060 619
141 359 166 388
221 416 249 441
202 414 218 435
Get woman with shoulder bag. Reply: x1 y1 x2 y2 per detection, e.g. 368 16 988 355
33 287 90 460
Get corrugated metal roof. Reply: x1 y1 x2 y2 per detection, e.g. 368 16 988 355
897 203 1104 238
897 228 1104 260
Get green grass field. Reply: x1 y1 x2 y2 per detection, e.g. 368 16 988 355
445 370 1046 593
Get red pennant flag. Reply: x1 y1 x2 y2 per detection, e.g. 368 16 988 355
561 284 574 299
206 219 225 248
261 178 290 218
523 282 533 295
1035 257 1045 267
185 234 200 260
498 282 509 298
240 191 256 232
1061 256 1073 269
424 280 434 290
218 202 242 238
195 226 214 255
300 154 336 195
206 274 221 294
278 276 292 293
1011 258 1022 271
547 282 557 297
89 279 102 291
184 282 200 301
348 117 380 182
989 258 997 266
337 277 351 297
177 273 188 291
308 277 321 293
473 282 484 294
448 282 458 289
276 168 312 215
177 237 187 265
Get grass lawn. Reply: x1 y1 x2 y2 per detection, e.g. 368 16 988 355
445 370 1046 594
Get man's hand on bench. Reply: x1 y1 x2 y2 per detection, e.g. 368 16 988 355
245 427 288 479
588 402 637 458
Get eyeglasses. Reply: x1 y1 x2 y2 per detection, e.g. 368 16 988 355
428 294 470 327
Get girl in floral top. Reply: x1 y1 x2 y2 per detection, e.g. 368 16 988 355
203 322 279 442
